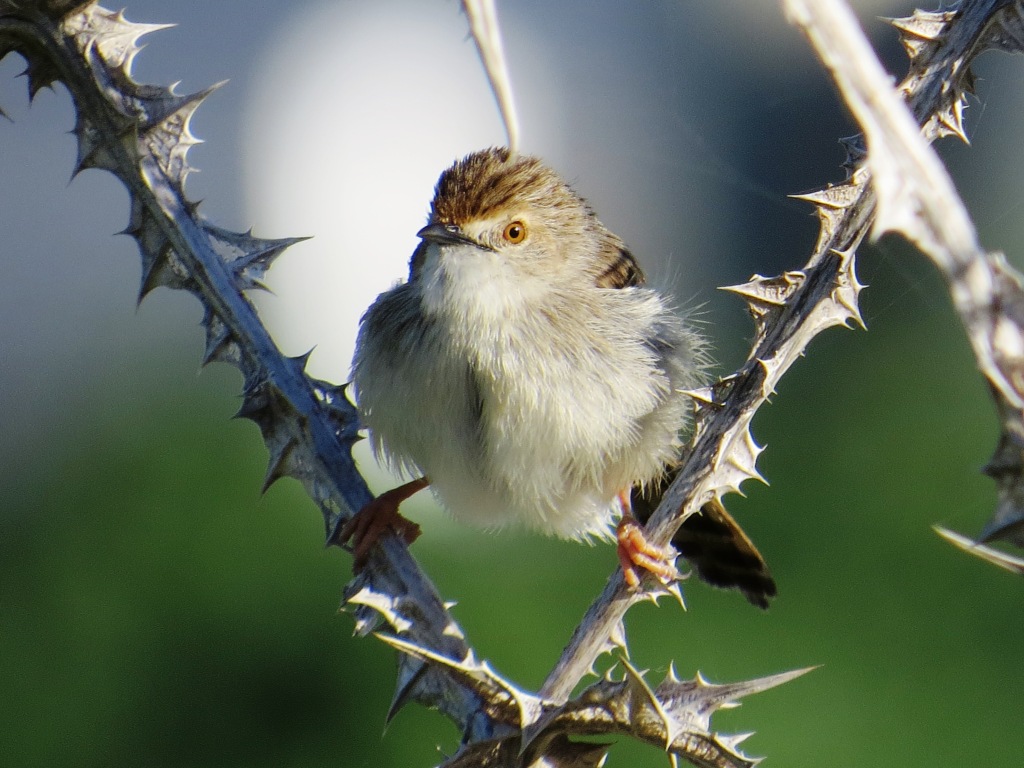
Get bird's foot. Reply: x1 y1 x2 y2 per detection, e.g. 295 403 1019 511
333 477 428 569
616 514 682 589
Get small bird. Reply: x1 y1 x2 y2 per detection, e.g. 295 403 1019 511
338 147 775 607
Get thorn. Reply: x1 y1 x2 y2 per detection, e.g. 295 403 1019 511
288 348 315 373
681 386 715 405
620 658 675 749
883 10 952 43
233 387 270 422
116 221 141 239
262 437 296 494
137 247 190 306
386 656 429 724
609 619 628 656
345 583 413 633
136 254 168 305
90 10 177 72
664 581 686 608
22 58 59 102
934 526 1024 574
720 271 805 309
202 315 234 366
830 248 867 330
937 95 970 144
202 225 310 287
347 604 384 637
718 731 755 752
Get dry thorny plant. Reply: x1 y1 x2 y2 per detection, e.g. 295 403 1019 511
2 0 1023 766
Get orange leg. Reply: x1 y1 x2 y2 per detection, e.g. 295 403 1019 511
334 476 429 570
616 489 681 588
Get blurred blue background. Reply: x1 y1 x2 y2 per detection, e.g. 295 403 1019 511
1 1 1022 766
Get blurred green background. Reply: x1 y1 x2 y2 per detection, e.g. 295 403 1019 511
1 2 1022 767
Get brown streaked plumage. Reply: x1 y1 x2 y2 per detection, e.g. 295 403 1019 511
432 148 562 226
418 148 636 290
595 246 644 289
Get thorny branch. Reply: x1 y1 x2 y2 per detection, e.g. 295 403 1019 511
786 0 1024 571
1 1 1022 766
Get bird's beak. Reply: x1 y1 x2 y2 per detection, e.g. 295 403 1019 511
417 222 491 250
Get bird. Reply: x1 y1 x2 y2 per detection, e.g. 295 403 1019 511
336 147 775 607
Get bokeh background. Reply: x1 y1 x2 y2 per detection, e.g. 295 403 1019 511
1 1 1022 766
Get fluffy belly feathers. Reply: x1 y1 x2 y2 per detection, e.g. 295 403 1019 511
352 283 700 540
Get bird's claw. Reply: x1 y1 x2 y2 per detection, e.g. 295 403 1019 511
333 477 428 570
616 515 682 588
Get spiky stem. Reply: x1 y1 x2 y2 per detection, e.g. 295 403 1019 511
788 0 1024 560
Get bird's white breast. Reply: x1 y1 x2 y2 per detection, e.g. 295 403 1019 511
352 242 704 540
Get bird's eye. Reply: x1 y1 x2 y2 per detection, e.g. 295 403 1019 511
502 220 527 244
